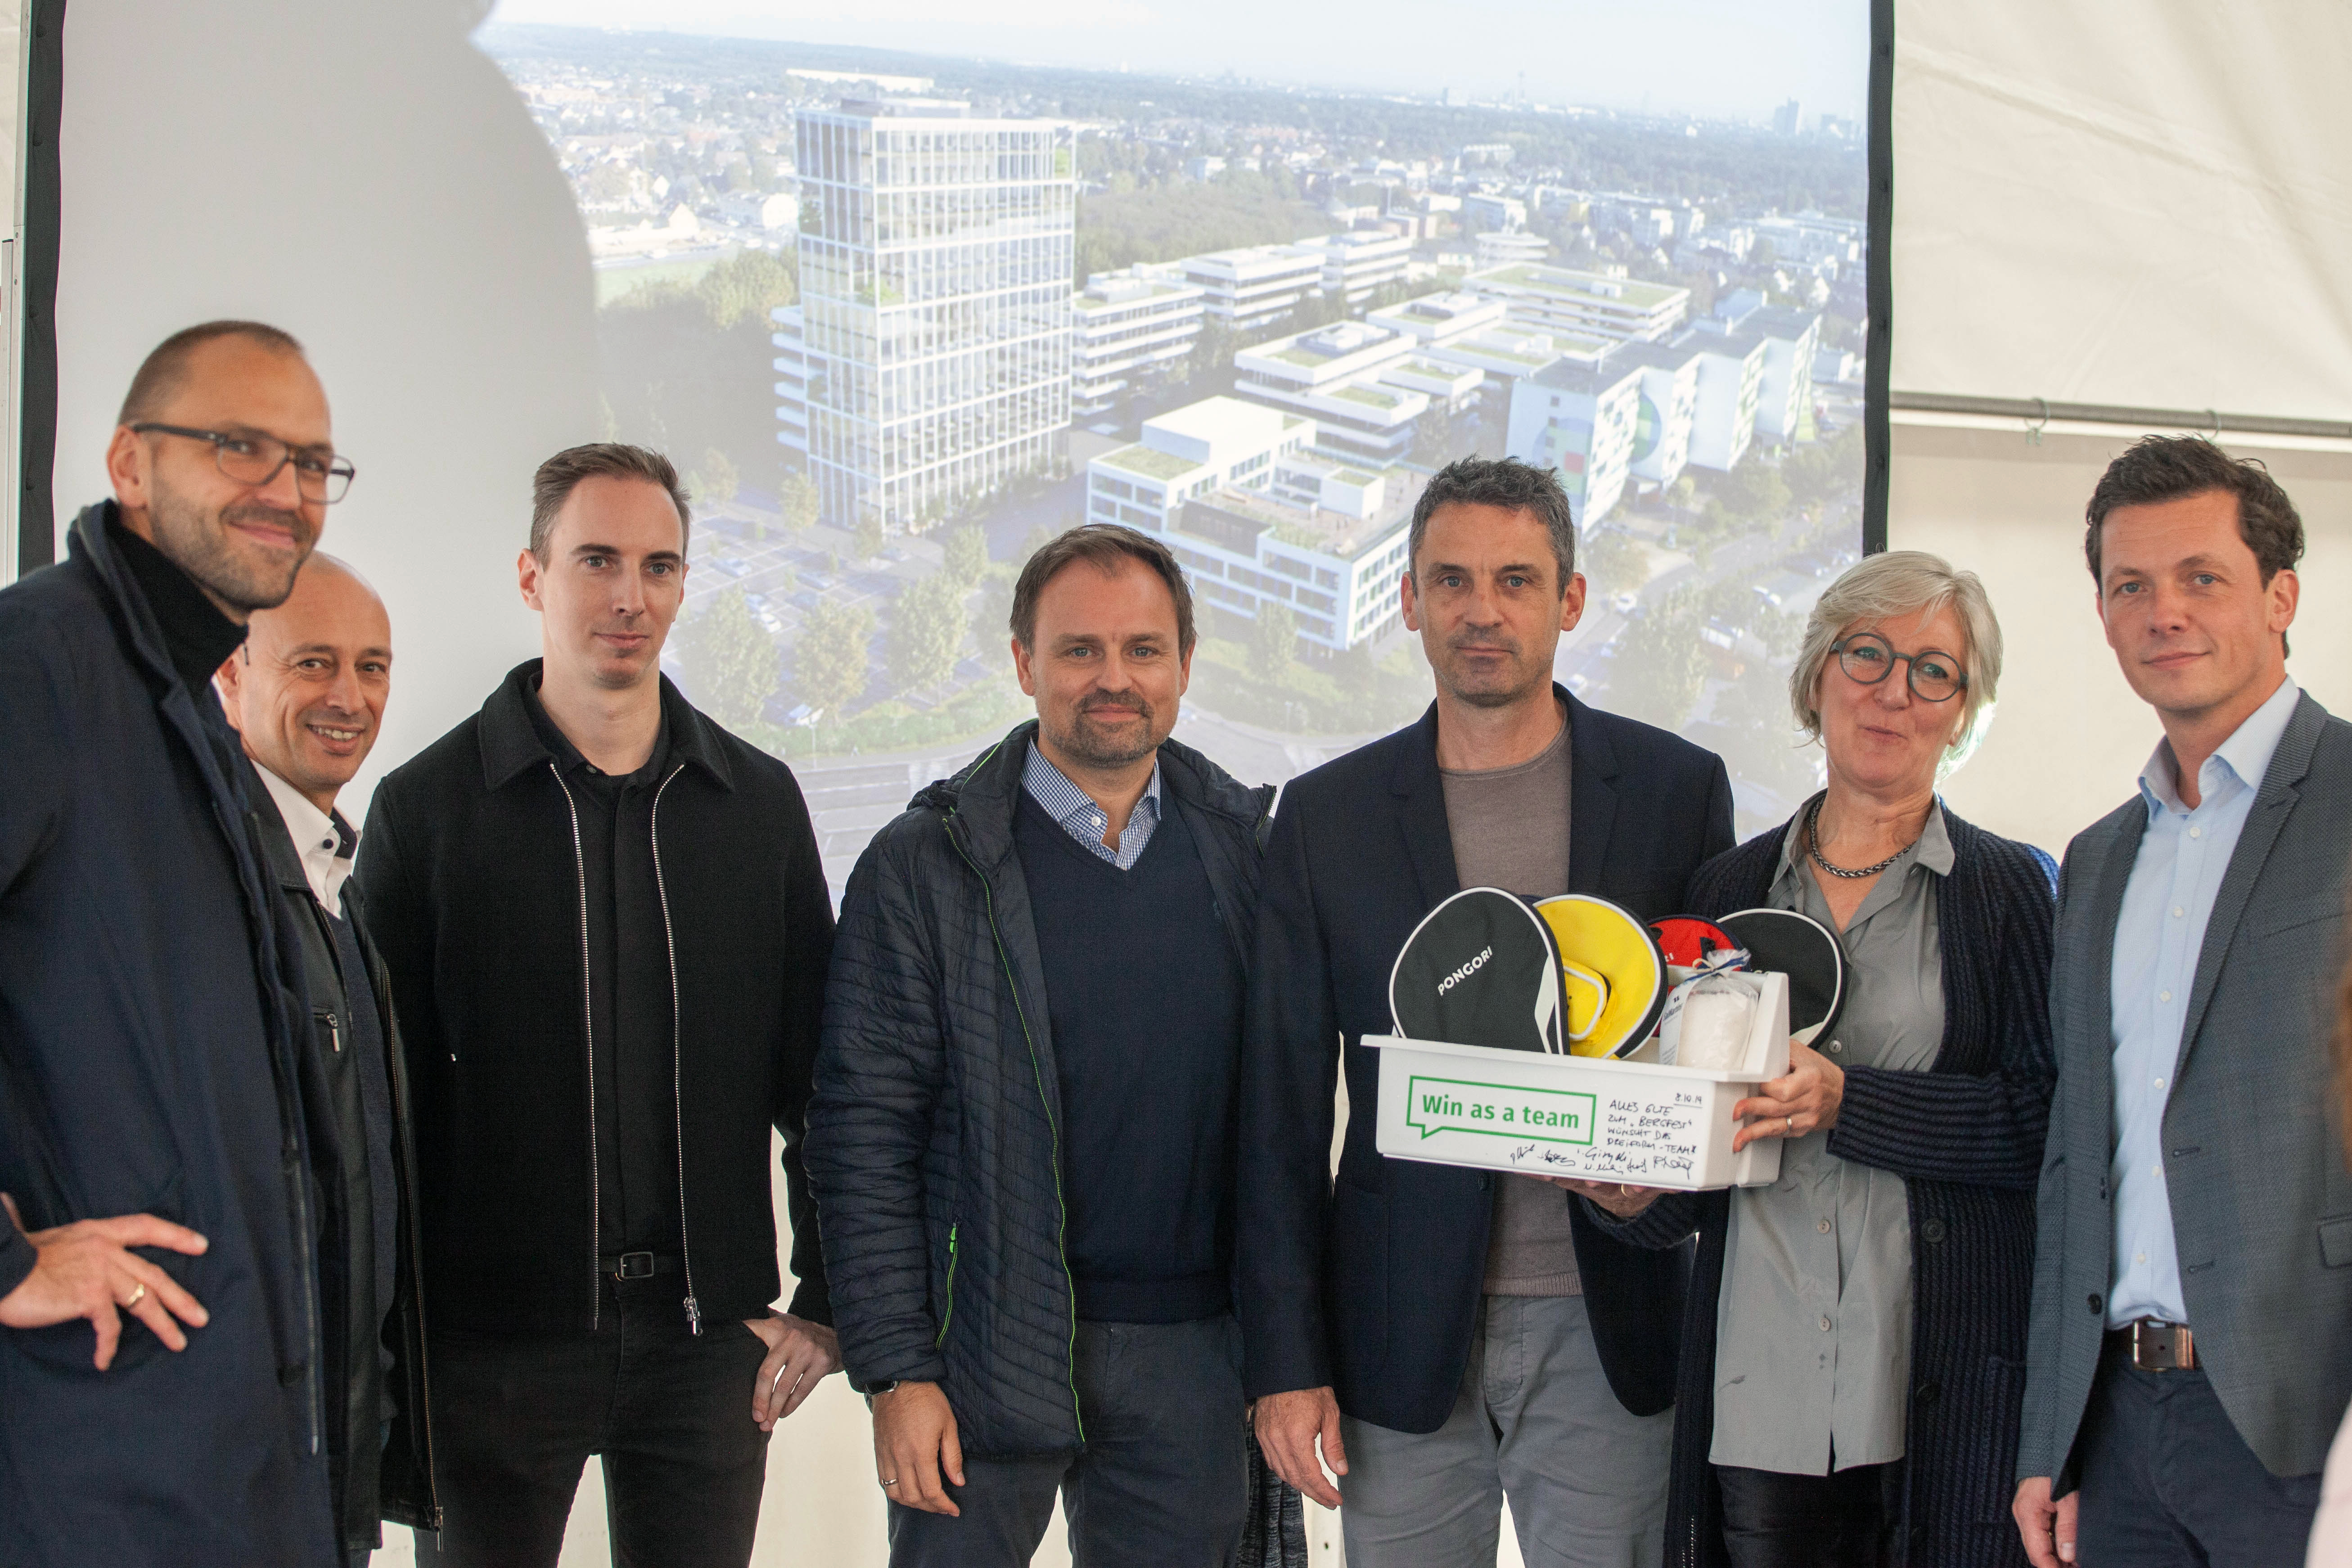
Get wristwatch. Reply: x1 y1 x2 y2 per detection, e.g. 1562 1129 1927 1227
864 1380 901 1408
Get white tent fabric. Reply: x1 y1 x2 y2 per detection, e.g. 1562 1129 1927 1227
1890 2 2352 422
1887 0 2352 856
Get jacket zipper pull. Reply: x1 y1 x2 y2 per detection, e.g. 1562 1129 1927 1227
684 1293 702 1336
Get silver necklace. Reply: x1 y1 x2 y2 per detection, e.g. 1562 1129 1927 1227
1807 798 1914 880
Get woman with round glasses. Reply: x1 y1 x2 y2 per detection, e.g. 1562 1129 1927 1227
1581 550 2057 1567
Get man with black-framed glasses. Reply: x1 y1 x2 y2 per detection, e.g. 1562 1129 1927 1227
0 320 363 1566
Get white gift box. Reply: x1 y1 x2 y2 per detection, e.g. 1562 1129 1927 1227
1367 970 1793 1191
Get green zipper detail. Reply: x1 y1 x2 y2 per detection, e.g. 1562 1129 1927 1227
935 1223 960 1347
944 784 1087 1444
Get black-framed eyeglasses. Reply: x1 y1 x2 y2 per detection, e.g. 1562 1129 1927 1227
1831 632 1967 702
130 423 357 505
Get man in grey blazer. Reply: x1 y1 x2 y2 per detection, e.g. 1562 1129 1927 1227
2015 436 2352 1568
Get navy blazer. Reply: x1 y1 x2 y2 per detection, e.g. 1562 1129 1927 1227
1238 688 1735 1432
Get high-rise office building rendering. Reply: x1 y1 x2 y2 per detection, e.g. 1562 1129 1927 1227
786 98 1075 532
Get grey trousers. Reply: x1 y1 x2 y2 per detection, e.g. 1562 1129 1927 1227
1338 1294 1673 1568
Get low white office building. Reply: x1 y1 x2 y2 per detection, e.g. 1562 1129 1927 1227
1475 229 1552 268
1070 265 1206 418
1293 230 1413 305
1181 244 1325 331
1505 358 1645 529
1465 263 1692 344
1233 320 1432 464
1084 396 1424 653
1745 306 1822 445
1606 339 1704 490
1685 331 1768 473
1084 395 1314 534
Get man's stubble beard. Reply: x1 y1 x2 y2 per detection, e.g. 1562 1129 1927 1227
146 473 311 613
1044 694 1166 770
1434 637 1550 712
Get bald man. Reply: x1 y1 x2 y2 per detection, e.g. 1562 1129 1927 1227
0 320 349 1566
219 554 440 1564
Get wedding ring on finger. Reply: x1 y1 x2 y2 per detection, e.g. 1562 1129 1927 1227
123 1282 147 1308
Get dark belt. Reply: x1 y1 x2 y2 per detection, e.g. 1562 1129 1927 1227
603 1251 681 1281
2107 1318 2196 1371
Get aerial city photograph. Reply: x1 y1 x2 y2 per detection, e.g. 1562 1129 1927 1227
480 0 1870 887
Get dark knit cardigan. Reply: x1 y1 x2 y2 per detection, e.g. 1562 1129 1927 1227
1605 800 2056 1568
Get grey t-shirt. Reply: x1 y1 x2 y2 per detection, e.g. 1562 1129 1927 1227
1710 798 1951 1475
1440 708 1581 1297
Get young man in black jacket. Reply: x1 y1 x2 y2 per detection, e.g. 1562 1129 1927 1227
359 444 839 1568
807 525 1275 1566
218 553 439 1563
1244 458 1735 1568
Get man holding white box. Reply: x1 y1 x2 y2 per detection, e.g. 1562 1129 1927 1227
1240 456 1734 1567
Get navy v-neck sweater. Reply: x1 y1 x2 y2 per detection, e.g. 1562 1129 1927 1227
1014 789 1246 1323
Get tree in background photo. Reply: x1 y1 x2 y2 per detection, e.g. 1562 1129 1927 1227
888 573 971 696
942 524 989 587
599 249 798 494
778 468 820 535
678 585 779 730
794 598 875 724
1250 602 1298 683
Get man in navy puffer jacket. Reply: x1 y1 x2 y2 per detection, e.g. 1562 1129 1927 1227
808 524 1280 1567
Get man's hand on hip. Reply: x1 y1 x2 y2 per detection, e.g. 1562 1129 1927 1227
1253 1384 1348 1509
872 1380 964 1516
2013 1476 2079 1566
747 1312 842 1429
0 1193 211 1370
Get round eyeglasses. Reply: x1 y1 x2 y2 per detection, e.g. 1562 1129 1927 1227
1831 632 1967 702
131 423 357 505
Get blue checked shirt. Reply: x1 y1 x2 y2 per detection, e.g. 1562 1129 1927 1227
2106 675 2299 1328
1023 739 1162 871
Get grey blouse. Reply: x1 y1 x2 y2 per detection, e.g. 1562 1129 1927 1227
1709 799 1951 1476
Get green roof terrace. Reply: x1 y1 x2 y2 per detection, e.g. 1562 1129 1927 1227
1477 265 1686 310
1097 445 1205 482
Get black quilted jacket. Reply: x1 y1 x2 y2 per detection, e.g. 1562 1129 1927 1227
806 722 1272 1456
1602 801 2056 1568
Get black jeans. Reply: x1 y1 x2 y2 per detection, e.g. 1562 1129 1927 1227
1714 1461 1900 1568
888 1315 1249 1568
412 1273 771 1568
2074 1338 2320 1567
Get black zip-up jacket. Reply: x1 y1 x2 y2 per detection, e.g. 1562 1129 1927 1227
357 662 834 1335
805 723 1271 1455
252 787 442 1550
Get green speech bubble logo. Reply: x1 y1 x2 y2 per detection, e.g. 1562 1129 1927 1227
1405 1075 1598 1146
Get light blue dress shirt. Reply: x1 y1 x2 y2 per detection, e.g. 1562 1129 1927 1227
1022 739 1162 870
2107 675 2300 1328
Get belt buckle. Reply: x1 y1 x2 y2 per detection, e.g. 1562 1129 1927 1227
2130 1320 2194 1372
615 1251 656 1281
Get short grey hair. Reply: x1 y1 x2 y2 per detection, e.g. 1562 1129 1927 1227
1790 550 2003 775
1407 456 1577 594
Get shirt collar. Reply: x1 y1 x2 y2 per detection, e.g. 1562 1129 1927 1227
252 759 355 911
2138 676 2300 818
1774 791 1955 883
1023 737 1161 833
